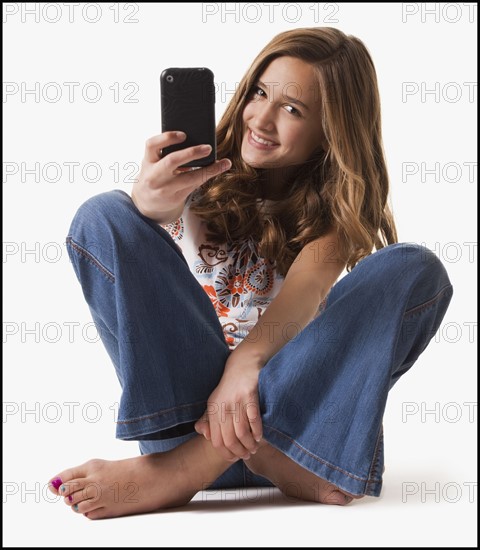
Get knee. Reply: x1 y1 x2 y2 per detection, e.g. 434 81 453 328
68 190 134 240
375 243 453 301
66 190 138 275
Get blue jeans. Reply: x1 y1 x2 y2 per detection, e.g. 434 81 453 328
66 190 453 496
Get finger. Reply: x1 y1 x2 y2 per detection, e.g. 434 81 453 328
144 132 186 163
245 400 263 443
173 159 232 193
194 414 207 434
194 415 211 440
160 143 213 172
233 414 258 454
203 423 211 441
175 166 203 174
209 418 238 462
221 415 252 460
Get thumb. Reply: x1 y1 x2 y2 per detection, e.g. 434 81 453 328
194 414 207 434
194 414 211 440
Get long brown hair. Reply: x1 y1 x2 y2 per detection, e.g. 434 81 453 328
190 27 398 277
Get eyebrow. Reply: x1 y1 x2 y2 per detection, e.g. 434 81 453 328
257 80 310 112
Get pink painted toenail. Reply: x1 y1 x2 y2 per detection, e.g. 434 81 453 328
68 495 73 502
50 478 63 490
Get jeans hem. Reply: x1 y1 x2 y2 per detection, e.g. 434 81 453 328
262 425 382 497
115 401 206 440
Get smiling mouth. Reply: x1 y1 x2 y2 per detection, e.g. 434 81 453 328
249 129 279 147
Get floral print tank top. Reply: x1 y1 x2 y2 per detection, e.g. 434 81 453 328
160 190 285 351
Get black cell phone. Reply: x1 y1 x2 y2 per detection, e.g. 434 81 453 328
160 67 216 168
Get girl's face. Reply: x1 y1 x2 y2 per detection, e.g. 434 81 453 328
241 56 325 170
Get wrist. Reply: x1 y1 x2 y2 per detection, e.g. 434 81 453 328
226 345 265 371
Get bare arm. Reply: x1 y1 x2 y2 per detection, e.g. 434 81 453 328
194 229 346 461
130 132 231 224
231 229 346 365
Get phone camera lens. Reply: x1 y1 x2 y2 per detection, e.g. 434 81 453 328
166 75 174 83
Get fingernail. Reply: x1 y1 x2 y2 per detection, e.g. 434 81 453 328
176 131 186 138
200 144 211 152
73 504 79 512
221 160 232 170
60 485 66 493
68 495 73 502
255 436 262 442
50 478 62 490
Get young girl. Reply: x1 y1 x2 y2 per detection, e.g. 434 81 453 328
49 27 453 519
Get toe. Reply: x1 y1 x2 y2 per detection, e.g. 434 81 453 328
48 464 87 495
63 480 101 507
322 490 350 506
48 477 63 495
82 507 108 520
71 498 103 515
58 478 90 503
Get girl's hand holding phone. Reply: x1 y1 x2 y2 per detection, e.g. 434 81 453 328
131 132 231 224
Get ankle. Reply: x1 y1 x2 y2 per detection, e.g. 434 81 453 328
244 440 275 477
171 435 233 492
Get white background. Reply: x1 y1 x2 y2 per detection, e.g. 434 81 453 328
3 2 477 547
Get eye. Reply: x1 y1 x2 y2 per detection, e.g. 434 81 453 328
254 85 266 97
249 85 266 100
284 105 302 117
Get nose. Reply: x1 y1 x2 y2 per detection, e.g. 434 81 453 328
250 99 276 133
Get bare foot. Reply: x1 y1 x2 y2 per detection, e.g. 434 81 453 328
48 435 232 519
244 440 364 505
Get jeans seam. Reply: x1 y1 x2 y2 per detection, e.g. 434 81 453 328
66 236 115 283
116 400 206 425
403 283 452 318
366 424 383 486
264 425 370 483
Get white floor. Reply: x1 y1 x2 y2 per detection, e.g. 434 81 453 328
3 400 477 547
2 469 477 548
